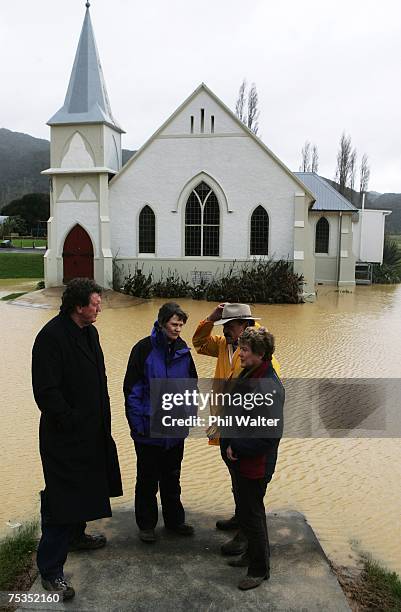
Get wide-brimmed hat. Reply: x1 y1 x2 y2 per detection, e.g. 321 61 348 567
214 303 260 325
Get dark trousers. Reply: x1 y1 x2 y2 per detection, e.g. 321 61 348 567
37 491 86 580
134 441 185 530
220 443 248 547
232 471 270 577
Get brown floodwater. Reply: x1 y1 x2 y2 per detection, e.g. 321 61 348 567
0 280 400 574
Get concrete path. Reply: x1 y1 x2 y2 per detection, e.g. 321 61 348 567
9 287 144 309
20 509 350 612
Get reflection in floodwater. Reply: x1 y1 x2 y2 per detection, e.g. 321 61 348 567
0 281 401 574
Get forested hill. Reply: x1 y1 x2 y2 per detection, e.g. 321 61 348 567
1 128 399 232
322 177 401 234
0 128 135 209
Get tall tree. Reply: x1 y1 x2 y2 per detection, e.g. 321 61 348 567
311 144 319 173
247 83 259 135
300 141 311 171
359 153 370 203
235 79 260 135
335 132 355 196
299 141 319 172
235 79 246 123
349 149 357 202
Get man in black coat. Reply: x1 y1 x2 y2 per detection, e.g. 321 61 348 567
32 278 123 600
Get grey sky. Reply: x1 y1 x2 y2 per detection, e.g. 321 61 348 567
1 0 400 193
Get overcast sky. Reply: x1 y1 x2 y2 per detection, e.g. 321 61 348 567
1 0 400 193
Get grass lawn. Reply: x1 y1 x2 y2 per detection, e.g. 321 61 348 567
9 238 47 248
0 253 44 279
0 522 38 591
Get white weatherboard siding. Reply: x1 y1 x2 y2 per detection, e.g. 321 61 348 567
110 132 297 262
353 210 390 264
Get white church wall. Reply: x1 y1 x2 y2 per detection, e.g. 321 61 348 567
110 132 299 264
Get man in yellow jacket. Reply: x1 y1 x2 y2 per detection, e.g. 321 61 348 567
192 303 280 556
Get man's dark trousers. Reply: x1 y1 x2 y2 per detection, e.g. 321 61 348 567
232 471 270 577
134 440 185 529
37 492 86 580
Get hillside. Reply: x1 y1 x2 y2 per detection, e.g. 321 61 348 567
1 128 399 232
321 177 401 233
0 128 135 209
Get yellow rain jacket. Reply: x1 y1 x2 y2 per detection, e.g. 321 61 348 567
192 319 281 444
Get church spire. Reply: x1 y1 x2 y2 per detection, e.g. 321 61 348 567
48 3 124 132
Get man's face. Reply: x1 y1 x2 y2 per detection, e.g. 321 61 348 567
76 293 102 326
223 320 247 344
163 314 185 341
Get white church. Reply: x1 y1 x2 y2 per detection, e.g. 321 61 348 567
43 3 389 294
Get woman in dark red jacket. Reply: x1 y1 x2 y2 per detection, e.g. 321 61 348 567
222 327 284 591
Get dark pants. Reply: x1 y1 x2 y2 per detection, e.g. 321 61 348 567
134 441 185 530
37 490 86 580
232 471 270 577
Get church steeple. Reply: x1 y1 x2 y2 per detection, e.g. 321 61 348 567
48 3 124 133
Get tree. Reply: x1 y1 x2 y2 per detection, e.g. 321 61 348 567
1 215 27 237
359 153 370 202
247 83 259 135
300 141 311 171
235 79 246 123
2 193 49 234
299 141 319 172
235 79 260 135
335 132 356 196
311 144 319 173
349 149 357 202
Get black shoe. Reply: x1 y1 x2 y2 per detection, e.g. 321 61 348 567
221 535 248 556
68 532 107 551
238 573 269 590
165 523 194 536
139 529 156 543
216 516 239 531
227 553 249 567
41 577 75 600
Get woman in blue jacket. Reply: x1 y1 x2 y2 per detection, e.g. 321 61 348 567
123 302 197 543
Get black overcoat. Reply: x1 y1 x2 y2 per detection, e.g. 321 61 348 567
32 313 123 524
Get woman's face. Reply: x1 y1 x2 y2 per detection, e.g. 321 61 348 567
239 343 263 368
163 314 185 341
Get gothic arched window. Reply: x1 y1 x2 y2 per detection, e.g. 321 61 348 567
250 206 269 255
139 205 155 253
185 182 220 256
315 217 330 254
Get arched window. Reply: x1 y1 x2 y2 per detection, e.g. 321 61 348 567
139 205 155 253
315 217 329 254
185 181 220 256
250 206 269 255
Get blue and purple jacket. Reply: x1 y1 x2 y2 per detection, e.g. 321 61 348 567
123 321 198 448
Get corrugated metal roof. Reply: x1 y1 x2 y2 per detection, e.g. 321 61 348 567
294 172 358 212
48 6 124 133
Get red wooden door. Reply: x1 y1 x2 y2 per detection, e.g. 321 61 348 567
63 225 94 282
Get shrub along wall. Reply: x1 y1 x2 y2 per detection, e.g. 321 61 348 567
118 259 304 304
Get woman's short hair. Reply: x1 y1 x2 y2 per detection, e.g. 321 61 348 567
157 302 188 326
60 278 103 315
239 326 275 361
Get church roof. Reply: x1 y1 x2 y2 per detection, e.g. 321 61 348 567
47 4 124 133
295 172 358 212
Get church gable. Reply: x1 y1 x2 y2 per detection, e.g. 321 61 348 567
159 87 244 137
